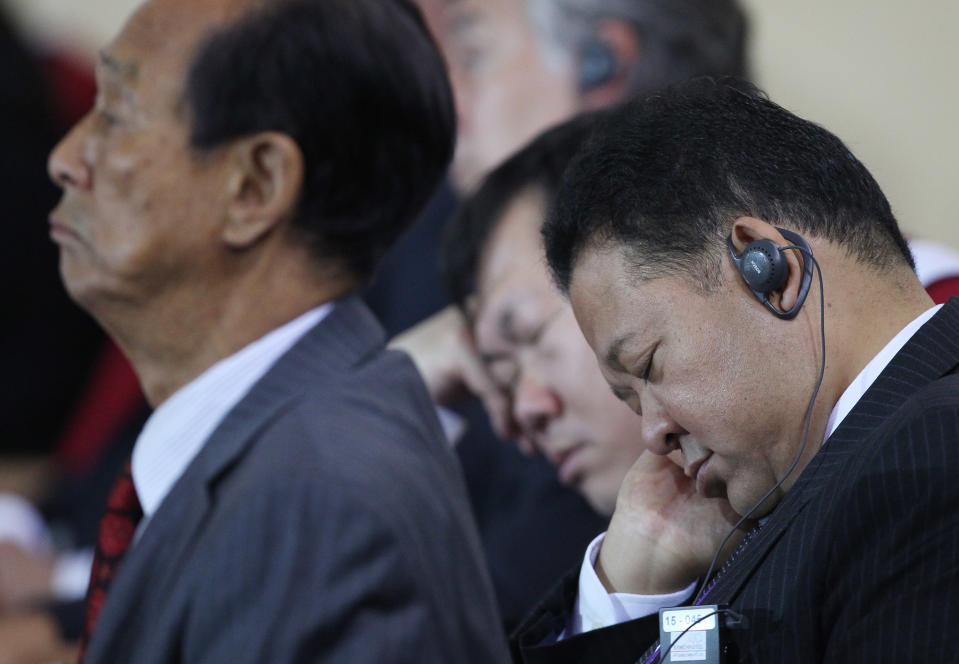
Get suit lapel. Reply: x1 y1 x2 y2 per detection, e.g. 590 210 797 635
85 296 386 662
194 295 385 487
707 298 959 603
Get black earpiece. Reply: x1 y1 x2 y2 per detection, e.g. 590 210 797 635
726 227 814 320
578 40 615 91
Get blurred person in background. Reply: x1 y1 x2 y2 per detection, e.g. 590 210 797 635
435 111 641 515
429 110 739 585
438 0 748 192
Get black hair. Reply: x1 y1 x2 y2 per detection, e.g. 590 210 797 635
440 111 605 308
543 77 914 293
186 0 455 281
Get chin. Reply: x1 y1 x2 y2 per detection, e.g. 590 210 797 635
59 270 94 307
582 483 617 518
729 488 782 520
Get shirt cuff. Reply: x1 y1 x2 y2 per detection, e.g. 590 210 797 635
569 532 697 635
50 549 94 601
436 406 467 446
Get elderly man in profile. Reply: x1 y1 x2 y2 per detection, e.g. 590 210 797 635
46 0 508 662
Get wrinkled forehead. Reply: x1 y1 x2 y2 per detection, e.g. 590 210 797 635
473 188 551 303
472 231 565 349
472 278 568 357
104 0 251 95
567 241 635 348
473 261 558 343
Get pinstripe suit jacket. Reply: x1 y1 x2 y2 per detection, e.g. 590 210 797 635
83 297 510 663
514 297 959 663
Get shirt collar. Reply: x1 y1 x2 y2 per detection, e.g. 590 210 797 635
131 303 333 517
822 304 942 443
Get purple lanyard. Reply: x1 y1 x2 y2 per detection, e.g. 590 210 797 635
640 525 761 664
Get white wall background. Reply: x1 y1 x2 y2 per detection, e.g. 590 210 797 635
5 0 957 248
740 0 959 248
2 0 134 54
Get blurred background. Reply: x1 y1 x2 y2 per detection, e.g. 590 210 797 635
0 0 956 660
5 0 957 247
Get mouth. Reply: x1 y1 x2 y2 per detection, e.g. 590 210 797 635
549 443 586 486
684 452 714 496
48 214 81 243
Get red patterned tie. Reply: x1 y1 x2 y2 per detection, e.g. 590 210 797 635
77 460 143 663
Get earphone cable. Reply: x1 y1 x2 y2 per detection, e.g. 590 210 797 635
694 247 825 605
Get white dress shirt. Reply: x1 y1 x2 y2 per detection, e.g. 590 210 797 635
130 304 332 538
570 304 943 635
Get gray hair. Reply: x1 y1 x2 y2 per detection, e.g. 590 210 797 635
526 0 748 93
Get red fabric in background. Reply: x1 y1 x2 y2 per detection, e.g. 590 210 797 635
55 343 145 475
40 53 96 129
926 276 959 305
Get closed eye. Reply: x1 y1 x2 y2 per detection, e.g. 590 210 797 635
641 353 653 383
97 108 121 128
610 386 629 402
635 344 657 384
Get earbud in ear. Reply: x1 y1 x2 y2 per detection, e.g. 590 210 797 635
578 40 615 91
738 239 788 293
726 227 814 320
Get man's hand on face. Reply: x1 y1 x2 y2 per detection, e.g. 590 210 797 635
595 452 747 596
389 305 515 441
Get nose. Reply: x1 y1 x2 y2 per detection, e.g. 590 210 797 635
48 113 94 191
512 371 562 439
639 388 684 456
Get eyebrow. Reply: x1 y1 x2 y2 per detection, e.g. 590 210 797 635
479 351 510 366
98 50 139 82
496 308 517 339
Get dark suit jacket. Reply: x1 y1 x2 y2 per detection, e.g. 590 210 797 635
83 297 510 663
514 297 959 663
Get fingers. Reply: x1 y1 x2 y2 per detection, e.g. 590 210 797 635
391 306 527 447
390 306 472 403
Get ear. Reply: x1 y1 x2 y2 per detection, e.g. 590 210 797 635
222 132 304 249
579 19 641 110
729 217 805 313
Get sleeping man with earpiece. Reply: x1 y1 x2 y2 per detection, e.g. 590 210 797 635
509 77 959 664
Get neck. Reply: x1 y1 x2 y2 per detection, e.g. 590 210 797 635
101 247 355 407
825 274 932 401
774 245 934 496
810 252 933 443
